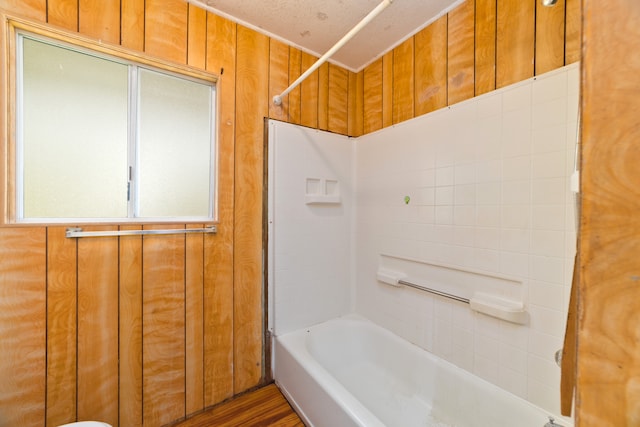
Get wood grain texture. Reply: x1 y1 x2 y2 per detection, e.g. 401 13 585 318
578 1 640 424
119 225 143 427
300 52 319 129
187 4 207 69
382 51 393 128
46 227 77 427
121 0 145 51
363 58 383 134
536 0 566 75
46 0 78 31
0 228 46 427
1 0 45 21
475 0 497 95
79 0 120 44
560 257 578 416
496 0 535 88
415 16 447 116
288 48 302 124
204 12 235 406
142 225 186 427
77 227 119 426
144 0 188 64
317 62 329 131
234 25 269 393
565 0 581 64
269 38 290 121
392 36 415 124
328 64 348 135
347 70 363 137
186 224 205 415
174 384 303 427
447 0 475 105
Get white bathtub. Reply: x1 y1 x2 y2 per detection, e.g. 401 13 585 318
274 315 571 427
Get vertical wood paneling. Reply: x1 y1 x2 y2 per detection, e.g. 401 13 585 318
496 0 535 88
317 62 329 131
121 0 145 51
565 0 581 64
234 25 269 393
447 0 475 105
348 70 363 137
46 227 77 427
269 39 290 121
77 227 119 426
536 0 566 75
187 5 207 69
328 64 348 135
0 0 583 424
142 226 186 426
1 0 45 21
300 52 319 129
204 12 235 407
363 58 383 134
475 0 497 95
144 0 188 64
288 48 302 124
47 0 78 31
392 37 415 124
186 225 205 415
119 226 143 427
382 51 393 128
579 1 640 424
415 16 448 116
0 228 46 427
78 0 120 45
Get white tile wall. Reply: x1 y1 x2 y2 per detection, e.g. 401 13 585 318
270 63 579 420
354 63 579 418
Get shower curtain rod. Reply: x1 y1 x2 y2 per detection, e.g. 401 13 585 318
273 0 394 106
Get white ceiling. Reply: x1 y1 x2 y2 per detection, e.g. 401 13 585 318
188 0 463 72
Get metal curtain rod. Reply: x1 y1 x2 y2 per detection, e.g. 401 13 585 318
273 0 394 106
397 279 469 304
66 225 217 238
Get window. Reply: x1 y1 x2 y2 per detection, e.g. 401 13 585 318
14 30 217 223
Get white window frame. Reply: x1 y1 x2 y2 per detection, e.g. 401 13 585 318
5 18 219 224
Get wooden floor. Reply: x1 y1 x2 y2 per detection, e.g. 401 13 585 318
171 384 305 427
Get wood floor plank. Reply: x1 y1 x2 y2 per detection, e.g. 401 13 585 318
172 384 304 427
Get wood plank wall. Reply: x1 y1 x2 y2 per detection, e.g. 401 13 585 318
578 0 640 425
360 0 582 134
0 0 581 426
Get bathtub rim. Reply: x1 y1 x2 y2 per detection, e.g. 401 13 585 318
274 313 574 427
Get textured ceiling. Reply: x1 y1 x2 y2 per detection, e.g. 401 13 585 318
188 0 463 71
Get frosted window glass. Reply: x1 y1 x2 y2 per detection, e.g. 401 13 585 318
22 38 128 218
137 69 212 218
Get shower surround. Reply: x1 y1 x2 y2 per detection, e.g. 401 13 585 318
269 63 579 419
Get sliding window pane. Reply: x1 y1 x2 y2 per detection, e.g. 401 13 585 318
137 68 213 218
21 38 128 219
